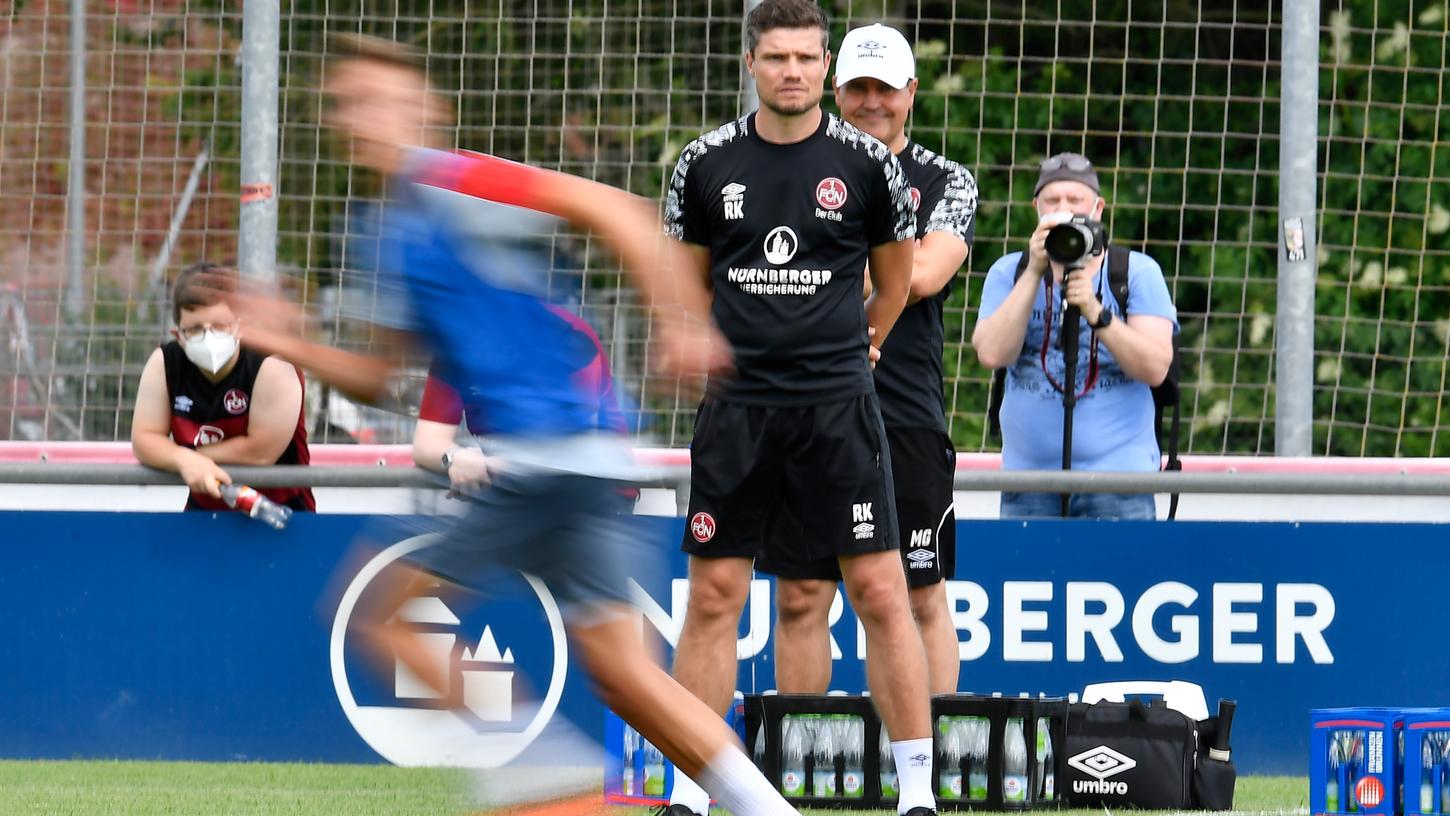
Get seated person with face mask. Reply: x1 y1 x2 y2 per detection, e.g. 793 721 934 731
131 262 316 512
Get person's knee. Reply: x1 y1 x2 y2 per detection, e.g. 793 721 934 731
845 561 908 623
684 560 751 625
571 614 648 699
775 579 834 628
908 582 947 625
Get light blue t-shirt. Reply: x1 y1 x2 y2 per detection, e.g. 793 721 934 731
977 250 1179 472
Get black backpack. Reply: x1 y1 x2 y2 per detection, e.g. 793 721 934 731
985 245 1182 519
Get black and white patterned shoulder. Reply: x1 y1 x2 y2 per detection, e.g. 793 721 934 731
824 114 895 164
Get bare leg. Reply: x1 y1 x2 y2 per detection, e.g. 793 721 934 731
574 609 739 776
909 580 960 696
357 565 464 706
671 555 754 714
575 610 799 816
839 550 930 741
772 578 835 693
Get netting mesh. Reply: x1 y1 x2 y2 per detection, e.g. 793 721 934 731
1 0 1446 455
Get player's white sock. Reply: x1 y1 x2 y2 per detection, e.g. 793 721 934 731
669 768 713 816
696 744 799 816
892 738 937 814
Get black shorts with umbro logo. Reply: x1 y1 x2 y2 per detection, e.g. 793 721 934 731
681 391 899 575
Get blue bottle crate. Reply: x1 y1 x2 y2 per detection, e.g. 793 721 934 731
1311 708 1399 816
1399 709 1450 816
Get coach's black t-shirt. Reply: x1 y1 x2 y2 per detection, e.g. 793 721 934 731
874 140 978 432
665 111 914 405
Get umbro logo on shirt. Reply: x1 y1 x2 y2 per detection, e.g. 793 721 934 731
173 395 193 413
721 182 745 220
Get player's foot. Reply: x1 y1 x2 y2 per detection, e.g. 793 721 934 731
900 808 939 816
654 804 704 816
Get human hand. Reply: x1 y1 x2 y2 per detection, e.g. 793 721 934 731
653 315 733 386
1062 268 1104 325
868 325 881 369
178 449 231 498
198 272 308 355
1028 212 1074 278
445 447 494 498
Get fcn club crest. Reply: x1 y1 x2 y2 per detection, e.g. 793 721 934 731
816 177 848 210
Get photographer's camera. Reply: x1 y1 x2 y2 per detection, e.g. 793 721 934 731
1044 216 1107 266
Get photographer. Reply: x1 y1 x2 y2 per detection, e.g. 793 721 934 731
972 153 1177 519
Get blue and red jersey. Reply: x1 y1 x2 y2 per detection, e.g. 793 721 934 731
366 148 626 443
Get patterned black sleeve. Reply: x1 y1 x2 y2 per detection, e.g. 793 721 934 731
663 138 707 244
912 144 978 244
881 150 916 243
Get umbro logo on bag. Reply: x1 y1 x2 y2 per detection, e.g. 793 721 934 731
1068 745 1136 795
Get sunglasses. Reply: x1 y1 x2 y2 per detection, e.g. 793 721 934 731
1040 154 1093 172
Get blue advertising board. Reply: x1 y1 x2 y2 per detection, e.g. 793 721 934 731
0 511 1444 774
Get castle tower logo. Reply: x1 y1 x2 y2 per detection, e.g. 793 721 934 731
330 533 568 767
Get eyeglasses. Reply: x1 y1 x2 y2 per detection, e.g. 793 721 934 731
1040 154 1093 173
178 322 238 342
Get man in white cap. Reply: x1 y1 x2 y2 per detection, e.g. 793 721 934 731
771 21 978 699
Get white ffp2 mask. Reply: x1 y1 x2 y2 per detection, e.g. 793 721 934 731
183 329 239 374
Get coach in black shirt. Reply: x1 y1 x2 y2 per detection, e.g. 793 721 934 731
772 23 977 699
662 3 937 816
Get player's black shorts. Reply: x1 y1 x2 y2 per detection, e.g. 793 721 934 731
681 392 898 575
767 426 956 587
887 427 957 587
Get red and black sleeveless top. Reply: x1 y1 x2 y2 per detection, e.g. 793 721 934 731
161 340 316 512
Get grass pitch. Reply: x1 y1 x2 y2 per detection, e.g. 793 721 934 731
0 761 1307 816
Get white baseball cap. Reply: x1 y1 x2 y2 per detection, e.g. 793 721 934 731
834 23 916 90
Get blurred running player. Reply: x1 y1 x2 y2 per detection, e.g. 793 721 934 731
223 34 799 816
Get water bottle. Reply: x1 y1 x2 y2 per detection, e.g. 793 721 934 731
1327 738 1342 812
1440 734 1450 813
219 484 292 530
1037 717 1055 800
938 717 963 800
1003 717 1029 806
781 716 807 797
966 718 990 801
753 722 766 770
812 715 837 797
622 725 639 796
1440 732 1450 813
1422 739 1435 814
842 717 865 798
879 723 898 799
643 740 666 796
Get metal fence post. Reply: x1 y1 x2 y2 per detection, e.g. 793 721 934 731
1276 0 1321 456
64 0 86 323
741 0 762 114
239 0 281 285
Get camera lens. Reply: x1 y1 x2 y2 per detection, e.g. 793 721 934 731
1045 223 1091 264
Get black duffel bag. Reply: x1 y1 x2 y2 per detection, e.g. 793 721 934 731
1063 699 1236 810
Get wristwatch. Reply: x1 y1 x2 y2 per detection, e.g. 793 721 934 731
440 445 466 472
1091 309 1115 331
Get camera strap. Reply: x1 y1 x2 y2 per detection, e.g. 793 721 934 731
1039 270 1101 399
